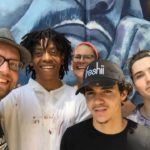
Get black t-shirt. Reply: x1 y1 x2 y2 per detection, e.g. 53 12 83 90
61 118 136 150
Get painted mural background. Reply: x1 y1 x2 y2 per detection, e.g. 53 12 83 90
0 0 150 104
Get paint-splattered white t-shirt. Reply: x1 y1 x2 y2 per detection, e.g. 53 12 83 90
0 78 90 150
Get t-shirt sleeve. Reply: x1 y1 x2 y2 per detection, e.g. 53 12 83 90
74 93 91 124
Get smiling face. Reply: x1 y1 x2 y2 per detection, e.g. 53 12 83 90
132 57 150 100
0 42 20 99
31 39 64 88
84 84 127 127
72 44 97 83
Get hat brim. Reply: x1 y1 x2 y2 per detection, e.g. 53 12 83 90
76 77 118 95
0 38 31 67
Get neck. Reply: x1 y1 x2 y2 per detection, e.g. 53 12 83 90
141 102 150 120
77 78 83 89
93 116 127 134
36 78 62 91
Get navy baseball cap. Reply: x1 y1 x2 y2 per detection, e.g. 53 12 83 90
76 59 125 94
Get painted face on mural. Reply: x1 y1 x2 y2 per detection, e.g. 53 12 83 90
0 0 118 59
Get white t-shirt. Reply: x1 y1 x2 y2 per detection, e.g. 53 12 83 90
0 78 90 150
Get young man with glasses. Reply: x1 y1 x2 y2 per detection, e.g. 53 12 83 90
61 59 150 150
0 28 90 150
0 28 31 149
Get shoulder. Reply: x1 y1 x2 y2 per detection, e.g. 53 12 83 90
64 119 91 136
61 83 86 100
0 83 30 107
127 119 150 150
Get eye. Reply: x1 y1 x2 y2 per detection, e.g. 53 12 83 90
9 60 20 71
84 55 95 59
33 50 43 57
50 49 57 53
73 55 81 59
47 48 60 56
103 89 112 94
134 73 144 80
85 91 95 98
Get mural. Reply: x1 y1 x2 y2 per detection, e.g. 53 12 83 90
0 0 150 104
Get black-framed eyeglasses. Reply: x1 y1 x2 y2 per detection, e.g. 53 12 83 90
0 55 23 71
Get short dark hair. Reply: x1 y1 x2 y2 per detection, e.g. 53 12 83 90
118 81 133 102
128 50 150 80
20 28 72 79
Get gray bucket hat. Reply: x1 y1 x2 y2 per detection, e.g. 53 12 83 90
0 27 31 67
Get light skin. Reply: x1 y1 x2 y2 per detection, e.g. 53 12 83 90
0 42 20 99
31 39 64 91
84 84 127 134
132 57 150 119
72 44 96 87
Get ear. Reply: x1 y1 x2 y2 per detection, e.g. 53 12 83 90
120 90 128 102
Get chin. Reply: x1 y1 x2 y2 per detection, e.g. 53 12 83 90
94 116 109 124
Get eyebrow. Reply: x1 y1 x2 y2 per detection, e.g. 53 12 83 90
133 71 143 76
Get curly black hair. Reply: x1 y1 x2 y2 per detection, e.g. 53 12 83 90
20 28 72 79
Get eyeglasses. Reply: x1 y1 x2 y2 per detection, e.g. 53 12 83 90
33 48 61 57
0 55 23 71
72 54 95 61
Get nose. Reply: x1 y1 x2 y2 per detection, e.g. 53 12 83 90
41 51 52 61
77 55 83 61
79 56 86 62
94 93 105 104
145 72 150 82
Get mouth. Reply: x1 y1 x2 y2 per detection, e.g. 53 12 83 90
94 106 108 114
40 65 55 70
0 78 9 84
54 19 112 41
76 66 86 70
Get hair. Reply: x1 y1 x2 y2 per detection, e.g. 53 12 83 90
128 50 150 80
20 28 72 79
118 81 133 102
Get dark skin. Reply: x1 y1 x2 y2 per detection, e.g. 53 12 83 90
31 38 64 91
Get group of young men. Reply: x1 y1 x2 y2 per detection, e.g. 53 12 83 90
0 27 150 150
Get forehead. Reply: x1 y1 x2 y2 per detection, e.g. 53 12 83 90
85 84 118 91
132 57 150 74
35 38 56 49
0 41 20 59
74 44 95 54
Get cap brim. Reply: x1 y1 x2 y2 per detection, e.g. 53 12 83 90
76 77 117 95
0 38 31 67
